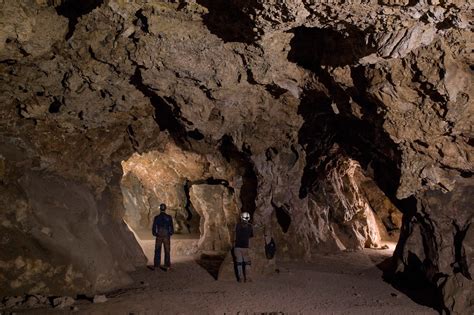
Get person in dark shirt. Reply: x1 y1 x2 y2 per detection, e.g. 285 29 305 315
151 203 174 270
234 212 253 282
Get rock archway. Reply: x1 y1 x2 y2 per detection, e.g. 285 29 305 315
119 140 248 260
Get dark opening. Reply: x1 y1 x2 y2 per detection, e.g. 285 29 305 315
219 135 258 216
288 26 376 69
274 204 291 233
134 9 149 33
195 0 256 43
56 0 104 40
295 64 408 214
187 129 205 140
48 99 62 113
453 222 471 279
265 84 287 99
184 179 193 221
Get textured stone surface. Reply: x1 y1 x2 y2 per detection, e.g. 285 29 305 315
272 148 397 258
189 184 239 252
395 178 474 313
120 141 239 237
121 142 209 234
0 0 472 311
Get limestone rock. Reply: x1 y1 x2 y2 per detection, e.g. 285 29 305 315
120 141 239 237
272 149 395 257
0 0 68 60
92 294 108 304
189 184 239 252
24 294 48 308
52 296 75 309
441 273 474 315
2 296 24 308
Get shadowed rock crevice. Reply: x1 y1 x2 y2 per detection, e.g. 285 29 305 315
273 204 291 233
288 26 376 69
453 222 471 279
196 0 256 43
387 255 443 312
219 135 258 216
134 9 149 33
129 68 189 147
56 0 104 40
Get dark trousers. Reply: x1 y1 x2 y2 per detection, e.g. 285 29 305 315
154 237 171 267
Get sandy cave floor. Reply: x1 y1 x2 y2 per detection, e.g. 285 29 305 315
20 244 437 315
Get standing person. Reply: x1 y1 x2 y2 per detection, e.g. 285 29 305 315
234 212 254 282
151 203 174 271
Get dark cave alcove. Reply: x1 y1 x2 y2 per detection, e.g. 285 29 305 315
274 204 292 233
195 0 256 43
288 26 377 69
219 134 258 218
56 0 104 40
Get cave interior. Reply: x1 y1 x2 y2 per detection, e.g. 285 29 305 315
0 0 472 313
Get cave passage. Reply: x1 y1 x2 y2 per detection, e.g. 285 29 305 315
119 142 245 265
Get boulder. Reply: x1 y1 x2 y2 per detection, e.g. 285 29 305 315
52 296 75 309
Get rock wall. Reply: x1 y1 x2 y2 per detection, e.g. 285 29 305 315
395 177 474 313
120 141 241 236
0 0 472 311
189 184 239 252
121 142 209 235
0 168 145 296
271 147 399 258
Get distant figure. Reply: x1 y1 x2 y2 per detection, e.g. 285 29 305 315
151 203 174 271
234 212 254 282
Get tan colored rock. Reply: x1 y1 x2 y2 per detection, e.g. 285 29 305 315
52 296 75 309
121 141 238 235
0 0 68 60
189 184 239 252
356 170 402 241
441 273 474 315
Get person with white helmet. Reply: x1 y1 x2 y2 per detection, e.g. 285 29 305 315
234 211 254 282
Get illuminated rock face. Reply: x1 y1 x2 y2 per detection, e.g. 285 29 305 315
0 0 472 311
189 184 239 252
120 143 210 235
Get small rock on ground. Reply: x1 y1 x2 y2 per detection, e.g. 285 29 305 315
93 294 108 303
52 296 75 309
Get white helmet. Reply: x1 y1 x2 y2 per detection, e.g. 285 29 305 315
240 212 250 222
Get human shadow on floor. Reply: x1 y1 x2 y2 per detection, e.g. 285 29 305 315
195 252 227 280
375 255 442 313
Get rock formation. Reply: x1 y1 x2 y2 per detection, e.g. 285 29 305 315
0 0 472 313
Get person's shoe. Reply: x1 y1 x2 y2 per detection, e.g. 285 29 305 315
237 278 243 283
147 266 155 271
245 277 253 283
